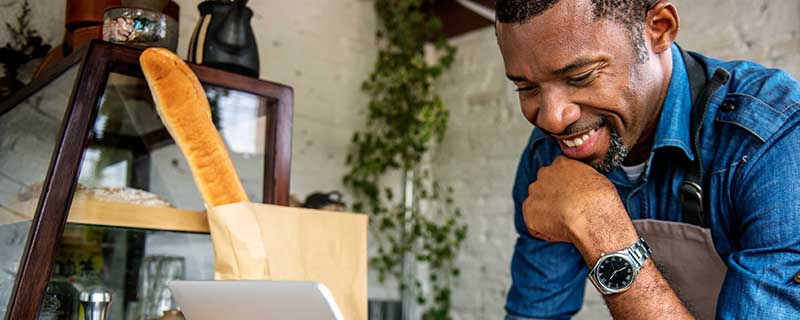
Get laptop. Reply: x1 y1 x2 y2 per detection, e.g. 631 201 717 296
167 280 344 320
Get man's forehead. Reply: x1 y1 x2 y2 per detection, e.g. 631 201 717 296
496 13 600 56
496 1 628 78
495 0 596 51
496 0 594 30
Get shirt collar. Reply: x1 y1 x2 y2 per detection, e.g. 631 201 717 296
651 43 695 161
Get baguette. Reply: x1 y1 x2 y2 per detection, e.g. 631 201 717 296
140 47 249 207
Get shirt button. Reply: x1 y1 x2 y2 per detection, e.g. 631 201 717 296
721 103 736 112
794 271 800 284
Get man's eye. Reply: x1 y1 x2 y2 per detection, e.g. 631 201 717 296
568 72 597 86
516 86 539 94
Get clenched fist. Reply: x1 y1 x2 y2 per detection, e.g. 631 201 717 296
522 156 629 244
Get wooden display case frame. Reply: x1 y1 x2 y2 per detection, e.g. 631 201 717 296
0 40 293 320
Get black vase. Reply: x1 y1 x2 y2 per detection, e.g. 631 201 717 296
188 0 259 77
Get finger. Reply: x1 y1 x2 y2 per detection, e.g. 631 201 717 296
555 155 580 170
536 165 552 180
521 196 534 217
529 230 549 241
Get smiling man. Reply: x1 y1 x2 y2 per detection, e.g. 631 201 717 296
496 0 800 319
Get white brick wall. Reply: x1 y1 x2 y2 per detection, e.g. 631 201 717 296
435 1 800 319
171 0 379 200
2 1 798 319
174 0 392 299
1 0 378 203
2 0 388 303
0 0 65 83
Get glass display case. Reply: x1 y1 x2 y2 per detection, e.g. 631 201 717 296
0 40 293 320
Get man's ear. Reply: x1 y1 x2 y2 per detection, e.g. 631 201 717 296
646 1 679 54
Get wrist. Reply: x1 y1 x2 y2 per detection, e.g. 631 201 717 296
587 237 651 295
569 200 639 267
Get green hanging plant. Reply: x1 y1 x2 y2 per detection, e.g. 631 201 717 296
343 0 466 319
0 0 51 100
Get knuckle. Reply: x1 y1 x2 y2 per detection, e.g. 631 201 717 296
536 166 550 178
524 218 536 233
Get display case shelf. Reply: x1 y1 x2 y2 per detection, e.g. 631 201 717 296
1 198 208 232
0 40 293 320
68 200 209 233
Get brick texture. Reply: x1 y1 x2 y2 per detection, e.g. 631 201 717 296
1 1 797 319
435 1 799 319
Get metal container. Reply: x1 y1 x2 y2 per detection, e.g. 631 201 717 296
79 287 112 320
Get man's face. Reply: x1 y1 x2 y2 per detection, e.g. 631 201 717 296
496 0 664 172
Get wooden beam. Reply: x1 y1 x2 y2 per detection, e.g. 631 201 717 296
432 0 495 38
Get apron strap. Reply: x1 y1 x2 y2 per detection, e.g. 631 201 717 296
679 47 730 228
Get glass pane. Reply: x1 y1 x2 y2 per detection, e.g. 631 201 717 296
42 72 271 320
81 73 267 208
47 225 212 320
0 64 79 317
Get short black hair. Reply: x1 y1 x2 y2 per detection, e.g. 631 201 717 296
496 0 661 63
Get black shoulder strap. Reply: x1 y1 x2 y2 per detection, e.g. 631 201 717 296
679 47 730 228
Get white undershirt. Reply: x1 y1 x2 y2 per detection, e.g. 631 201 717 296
621 162 647 183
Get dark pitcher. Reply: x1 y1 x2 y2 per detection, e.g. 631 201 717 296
188 0 259 77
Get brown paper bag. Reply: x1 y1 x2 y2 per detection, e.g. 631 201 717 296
207 202 368 320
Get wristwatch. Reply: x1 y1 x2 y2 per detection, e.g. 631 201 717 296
588 237 651 295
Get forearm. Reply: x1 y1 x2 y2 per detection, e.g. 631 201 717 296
570 204 693 320
604 259 692 319
520 155 695 318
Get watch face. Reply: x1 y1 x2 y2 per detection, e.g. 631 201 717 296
597 255 634 290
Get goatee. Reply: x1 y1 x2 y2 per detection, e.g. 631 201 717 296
595 126 629 174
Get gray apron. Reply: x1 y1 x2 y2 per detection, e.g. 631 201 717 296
632 219 727 320
628 47 732 320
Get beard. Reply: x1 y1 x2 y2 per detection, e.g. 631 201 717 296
594 124 629 174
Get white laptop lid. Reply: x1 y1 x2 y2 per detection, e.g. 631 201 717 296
167 280 344 320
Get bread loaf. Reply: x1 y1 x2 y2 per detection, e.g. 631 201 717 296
140 47 249 207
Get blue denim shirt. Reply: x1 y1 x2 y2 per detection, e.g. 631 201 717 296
506 44 800 319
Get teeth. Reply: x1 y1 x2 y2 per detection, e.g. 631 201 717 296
563 128 597 148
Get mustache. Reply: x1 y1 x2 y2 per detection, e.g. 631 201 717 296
540 117 609 137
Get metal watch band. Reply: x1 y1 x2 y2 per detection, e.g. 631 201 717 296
627 237 651 270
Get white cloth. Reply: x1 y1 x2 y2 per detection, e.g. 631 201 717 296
621 162 646 182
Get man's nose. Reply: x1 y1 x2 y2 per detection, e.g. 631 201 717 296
534 89 580 135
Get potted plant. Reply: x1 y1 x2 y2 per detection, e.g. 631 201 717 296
0 0 51 100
